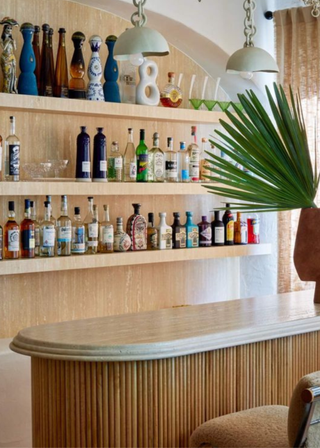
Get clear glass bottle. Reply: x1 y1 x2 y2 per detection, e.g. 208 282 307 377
148 132 164 182
56 195 72 256
84 197 99 254
40 201 56 257
46 195 56 225
126 203 147 251
185 211 199 248
0 225 3 260
171 212 186 249
123 128 136 182
157 212 172 250
30 200 40 256
20 199 35 258
235 212 248 245
119 58 136 104
5 116 20 182
160 72 183 108
54 27 69 98
114 217 131 252
198 215 212 247
179 141 189 183
108 141 123 182
136 129 148 182
165 137 178 182
4 201 19 259
211 211 224 246
147 212 158 250
71 207 85 255
222 204 234 246
188 126 200 182
99 204 114 253
200 138 212 182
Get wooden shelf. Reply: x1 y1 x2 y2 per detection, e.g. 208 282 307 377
0 93 230 124
1 244 271 276
0 181 221 196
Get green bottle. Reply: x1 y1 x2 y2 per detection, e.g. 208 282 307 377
136 129 148 182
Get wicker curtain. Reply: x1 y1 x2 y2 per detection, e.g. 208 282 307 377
274 7 320 293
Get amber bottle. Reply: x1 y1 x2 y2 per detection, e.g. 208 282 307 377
39 24 53 96
54 28 69 98
48 28 55 87
32 25 41 91
69 31 86 99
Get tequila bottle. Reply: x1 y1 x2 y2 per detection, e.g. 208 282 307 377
188 126 200 182
32 25 41 91
212 211 224 246
54 28 69 98
198 215 212 247
235 212 248 245
114 217 131 252
179 141 189 183
171 212 186 249
84 197 99 254
157 212 172 250
69 31 86 99
71 207 85 255
108 141 123 182
4 201 19 259
147 212 158 250
40 201 55 257
126 203 147 251
20 199 35 258
185 211 199 248
160 72 183 108
136 129 148 182
123 128 136 182
99 204 114 253
148 132 164 182
200 138 212 182
30 200 40 256
5 116 20 182
56 195 72 256
165 137 178 182
46 195 56 225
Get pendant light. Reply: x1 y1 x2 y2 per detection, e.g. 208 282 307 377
226 0 279 74
114 0 170 61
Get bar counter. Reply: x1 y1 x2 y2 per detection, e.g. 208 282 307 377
10 290 320 447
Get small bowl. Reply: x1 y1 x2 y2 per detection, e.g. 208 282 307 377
48 159 69 178
22 162 52 179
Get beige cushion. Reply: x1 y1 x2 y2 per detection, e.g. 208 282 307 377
190 405 289 448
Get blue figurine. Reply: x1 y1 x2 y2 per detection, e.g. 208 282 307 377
18 22 38 95
103 35 120 103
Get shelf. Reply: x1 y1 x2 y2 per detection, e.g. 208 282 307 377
1 244 271 276
0 93 230 124
0 181 221 196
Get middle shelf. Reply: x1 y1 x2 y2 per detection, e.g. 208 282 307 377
1 244 272 276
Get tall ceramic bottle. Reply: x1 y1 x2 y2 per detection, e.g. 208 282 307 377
93 127 107 182
126 203 147 251
103 35 120 103
76 126 91 182
87 35 104 101
54 28 69 98
18 23 38 95
69 32 86 99
32 25 41 91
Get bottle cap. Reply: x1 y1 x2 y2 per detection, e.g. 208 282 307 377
74 207 80 215
49 28 54 36
88 196 94 200
9 116 15 121
24 199 31 209
80 126 87 132
72 31 86 42
226 203 231 208
30 200 34 207
96 127 104 132
214 210 220 219
191 126 197 134
103 204 109 211
140 129 145 140
202 215 207 221
21 23 35 32
168 72 175 78
148 212 154 222
8 201 15 211
159 212 166 217
202 138 208 143
44 201 49 207
167 137 173 146
61 195 67 200
133 203 141 214
180 141 186 150
58 28 66 33
186 211 193 216
153 132 159 140
106 35 117 43
46 195 52 202
116 217 123 224
34 25 40 33
173 212 180 218
128 128 133 132
42 24 50 32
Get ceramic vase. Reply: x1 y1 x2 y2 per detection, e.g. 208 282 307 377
87 35 104 101
136 58 160 106
103 35 120 103
18 23 38 95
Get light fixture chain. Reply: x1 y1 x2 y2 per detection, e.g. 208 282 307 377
243 0 256 47
302 0 320 17
131 0 147 27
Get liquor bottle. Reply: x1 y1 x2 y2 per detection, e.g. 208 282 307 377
108 141 123 182
54 28 69 98
18 23 38 96
71 207 85 255
119 65 136 104
32 25 41 91
0 131 3 181
84 197 99 254
69 31 86 99
87 35 104 101
4 201 19 259
48 28 55 85
99 204 114 253
30 200 40 256
114 217 131 252
148 132 164 182
223 204 234 246
247 213 260 244
198 215 212 247
126 203 147 251
171 212 186 249
234 212 248 245
46 195 56 225
76 126 91 182
160 72 183 108
147 212 158 250
200 138 212 182
165 137 178 182
5 116 20 182
179 141 189 183
20 199 35 258
103 35 121 103
185 211 199 248
40 201 55 257
211 211 224 246
188 126 200 182
56 195 72 256
157 212 172 250
136 129 148 182
39 24 53 96
0 225 3 260
123 128 136 182
93 127 107 182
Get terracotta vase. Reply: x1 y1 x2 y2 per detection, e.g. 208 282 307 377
294 208 320 303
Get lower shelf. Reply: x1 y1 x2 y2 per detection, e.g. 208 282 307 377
1 244 271 276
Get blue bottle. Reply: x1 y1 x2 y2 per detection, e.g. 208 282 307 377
76 126 91 182
18 23 38 95
93 127 107 182
103 35 120 103
185 211 199 248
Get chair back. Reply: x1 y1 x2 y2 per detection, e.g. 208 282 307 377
288 371 320 447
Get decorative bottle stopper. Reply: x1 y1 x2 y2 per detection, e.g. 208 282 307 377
69 31 86 99
93 127 107 183
87 35 104 101
32 25 41 91
103 35 120 103
136 58 160 106
18 23 38 96
0 17 19 93
76 126 91 182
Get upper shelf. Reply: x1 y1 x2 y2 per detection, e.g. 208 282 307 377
0 93 230 124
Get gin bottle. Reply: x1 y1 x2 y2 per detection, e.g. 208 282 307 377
114 217 131 252
56 195 72 256
5 116 20 182
108 141 123 182
198 215 212 247
30 200 40 256
84 197 99 254
20 199 35 258
4 201 19 259
188 126 200 182
99 204 114 253
185 211 199 248
136 129 148 182
179 141 189 183
148 132 164 182
147 212 158 250
40 201 55 257
171 212 186 249
71 207 85 255
123 128 136 182
157 212 172 250
165 137 178 182
126 203 147 251
212 211 224 246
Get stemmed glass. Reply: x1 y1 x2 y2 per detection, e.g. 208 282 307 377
188 75 203 110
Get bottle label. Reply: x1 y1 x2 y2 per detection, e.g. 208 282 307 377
181 169 189 181
43 227 55 248
137 154 148 176
165 161 178 178
22 229 35 250
72 227 85 253
101 225 114 244
100 160 107 172
161 228 172 249
82 161 91 173
175 228 187 248
114 157 123 169
247 218 260 244
114 232 131 252
57 226 72 242
154 153 164 177
8 229 19 251
87 240 98 248
130 162 136 179
187 227 199 247
88 222 98 238
200 227 212 246
169 89 182 103
241 224 248 244
149 230 158 249
131 215 147 250
214 227 224 244
226 221 234 242
9 144 20 176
